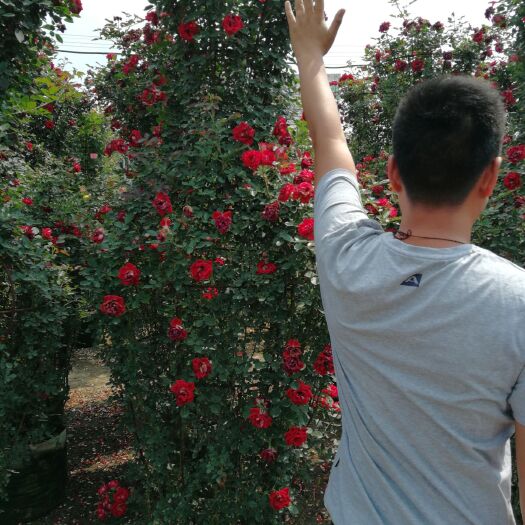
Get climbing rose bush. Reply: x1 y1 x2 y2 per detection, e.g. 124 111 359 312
82 1 341 523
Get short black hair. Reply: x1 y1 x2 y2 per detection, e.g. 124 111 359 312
392 75 506 207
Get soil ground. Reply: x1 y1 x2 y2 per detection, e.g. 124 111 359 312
31 348 135 525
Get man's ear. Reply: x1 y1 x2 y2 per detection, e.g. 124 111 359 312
387 155 403 193
478 157 501 198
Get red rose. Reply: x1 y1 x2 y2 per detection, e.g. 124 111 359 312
515 196 525 208
273 116 288 137
202 287 218 300
297 218 314 240
501 89 516 107
286 381 313 405
99 295 126 317
129 129 142 146
222 14 244 36
41 227 53 240
108 480 119 490
117 210 126 222
70 0 83 14
159 217 172 228
26 142 33 151
284 426 308 447
262 201 280 222
145 11 159 25
301 152 314 169
292 181 314 204
192 357 212 379
259 148 276 166
22 197 33 206
256 260 277 275
104 138 128 156
282 355 305 376
91 228 105 244
167 317 188 341
269 487 291 511
507 145 525 164
232 122 255 145
313 344 335 375
284 339 302 357
110 501 126 518
72 162 82 173
472 28 484 43
190 259 213 282
44 120 55 129
294 169 314 184
178 21 201 42
114 486 130 504
338 73 354 84
248 407 272 429
96 505 106 520
241 149 263 171
260 447 278 463
118 262 140 286
365 203 379 215
503 172 521 190
212 210 233 234
169 379 195 406
20 225 36 240
278 183 295 202
152 192 172 216
411 58 425 73
323 384 339 400
379 21 391 32
394 59 408 72
279 163 296 175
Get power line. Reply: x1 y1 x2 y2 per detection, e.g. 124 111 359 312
54 49 365 69
56 49 120 55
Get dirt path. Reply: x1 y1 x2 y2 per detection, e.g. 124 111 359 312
33 348 135 525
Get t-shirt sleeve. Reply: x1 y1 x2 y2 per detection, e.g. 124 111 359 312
509 365 525 425
313 168 383 264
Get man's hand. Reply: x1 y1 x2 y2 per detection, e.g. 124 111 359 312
284 0 346 60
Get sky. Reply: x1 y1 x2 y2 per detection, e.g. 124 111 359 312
54 0 488 75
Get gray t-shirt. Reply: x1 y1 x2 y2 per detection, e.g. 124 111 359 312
314 168 525 525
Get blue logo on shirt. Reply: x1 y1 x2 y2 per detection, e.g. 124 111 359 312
401 274 423 287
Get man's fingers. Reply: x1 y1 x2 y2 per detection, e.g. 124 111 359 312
303 0 314 14
328 8 345 37
294 0 305 17
284 1 296 25
314 0 324 17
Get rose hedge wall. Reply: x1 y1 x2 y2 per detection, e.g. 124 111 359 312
335 2 524 266
0 51 115 511
83 1 340 522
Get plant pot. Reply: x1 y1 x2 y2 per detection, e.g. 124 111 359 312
1 429 67 524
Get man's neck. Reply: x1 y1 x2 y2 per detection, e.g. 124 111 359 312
397 209 474 248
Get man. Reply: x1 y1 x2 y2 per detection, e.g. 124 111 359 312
284 1 524 524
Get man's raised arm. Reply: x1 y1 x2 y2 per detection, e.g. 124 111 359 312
284 0 356 186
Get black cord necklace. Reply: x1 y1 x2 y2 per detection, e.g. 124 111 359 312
394 229 467 245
